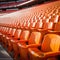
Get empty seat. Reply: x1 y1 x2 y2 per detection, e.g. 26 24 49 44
0 27 5 42
11 30 30 59
5 28 17 52
2 27 10 47
28 34 60 60
43 22 54 30
29 22 36 30
0 27 8 44
47 22 60 35
18 31 43 60
35 20 43 30
54 22 60 31
49 15 59 23
25 21 30 29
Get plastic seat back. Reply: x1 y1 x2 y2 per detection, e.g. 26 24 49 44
11 28 16 37
54 22 60 31
5 27 9 34
20 30 30 40
14 29 22 39
50 15 59 23
43 22 54 30
28 32 42 44
29 22 36 30
8 28 13 35
41 34 60 52
35 20 43 30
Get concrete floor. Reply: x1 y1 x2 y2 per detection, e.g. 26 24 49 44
0 45 13 60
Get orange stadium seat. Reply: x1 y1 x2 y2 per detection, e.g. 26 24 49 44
35 19 43 30
17 31 44 60
54 22 60 31
28 34 60 60
11 30 30 59
6 28 19 52
43 22 54 30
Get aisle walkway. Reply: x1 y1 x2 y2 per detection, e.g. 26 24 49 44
0 45 13 60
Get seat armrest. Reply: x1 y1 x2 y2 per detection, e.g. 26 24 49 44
48 30 60 35
29 48 60 59
38 29 47 32
19 40 28 43
44 51 60 58
11 39 28 43
18 42 27 48
18 43 41 49
28 48 44 58
27 44 41 48
31 51 60 58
